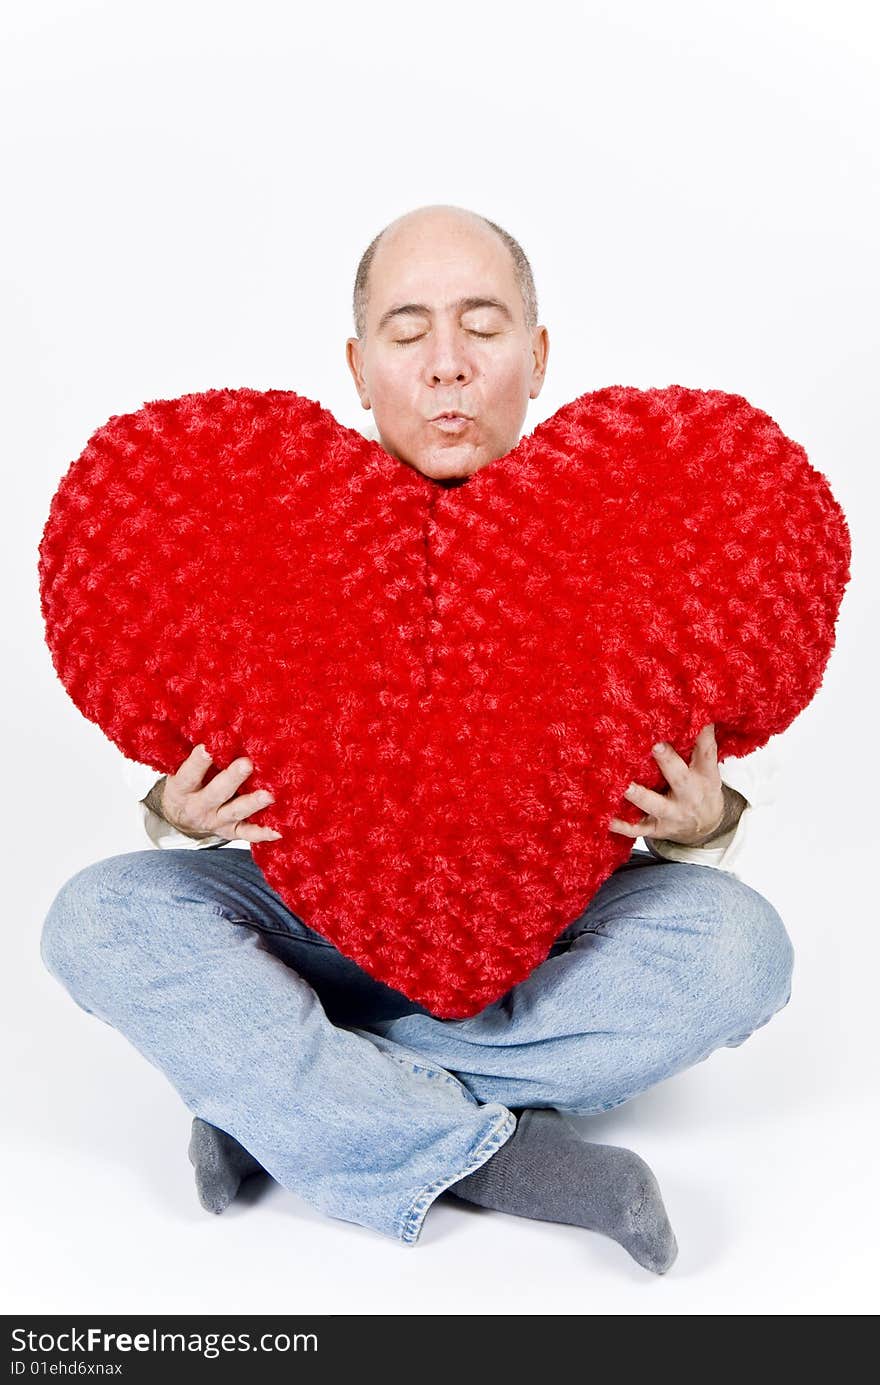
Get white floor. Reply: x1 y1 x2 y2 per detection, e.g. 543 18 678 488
5 818 876 1316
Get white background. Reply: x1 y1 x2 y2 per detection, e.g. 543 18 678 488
3 0 877 1316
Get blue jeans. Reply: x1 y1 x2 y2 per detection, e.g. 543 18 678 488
39 846 793 1246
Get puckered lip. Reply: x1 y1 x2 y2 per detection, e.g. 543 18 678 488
429 410 474 421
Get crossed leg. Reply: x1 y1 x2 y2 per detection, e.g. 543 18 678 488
40 846 793 1253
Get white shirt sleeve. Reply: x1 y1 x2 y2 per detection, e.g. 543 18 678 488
641 738 782 878
119 756 248 851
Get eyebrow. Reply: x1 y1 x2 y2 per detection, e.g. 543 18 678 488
376 295 514 333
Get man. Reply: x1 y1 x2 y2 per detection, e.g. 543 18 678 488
41 204 793 1277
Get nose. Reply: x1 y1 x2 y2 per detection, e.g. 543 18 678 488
424 324 475 387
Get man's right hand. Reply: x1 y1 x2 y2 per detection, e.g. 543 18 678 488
147 744 283 843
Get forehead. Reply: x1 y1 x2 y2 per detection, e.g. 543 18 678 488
369 221 519 312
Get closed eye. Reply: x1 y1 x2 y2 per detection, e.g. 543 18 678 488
393 331 498 346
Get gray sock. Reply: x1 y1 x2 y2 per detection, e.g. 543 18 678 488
187 1117 265 1214
447 1107 678 1274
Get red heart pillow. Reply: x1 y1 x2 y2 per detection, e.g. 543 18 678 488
38 384 851 1017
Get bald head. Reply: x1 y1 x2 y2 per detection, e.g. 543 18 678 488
345 203 549 484
353 204 538 341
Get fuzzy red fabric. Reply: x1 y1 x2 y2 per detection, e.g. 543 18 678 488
38 384 851 1017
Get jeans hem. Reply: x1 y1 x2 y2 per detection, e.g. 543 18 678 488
396 1108 517 1246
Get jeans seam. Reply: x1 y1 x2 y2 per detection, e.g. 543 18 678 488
554 924 606 946
224 917 336 950
395 1108 517 1246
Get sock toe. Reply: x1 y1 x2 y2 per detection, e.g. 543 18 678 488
618 1158 678 1274
194 1179 235 1215
188 1117 256 1214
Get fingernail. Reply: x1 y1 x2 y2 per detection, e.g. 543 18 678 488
268 830 282 839
653 742 665 754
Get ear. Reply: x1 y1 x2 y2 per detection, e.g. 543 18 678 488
345 336 371 408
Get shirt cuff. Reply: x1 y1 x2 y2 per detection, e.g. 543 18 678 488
642 801 753 876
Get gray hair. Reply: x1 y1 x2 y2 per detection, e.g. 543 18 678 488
352 210 538 340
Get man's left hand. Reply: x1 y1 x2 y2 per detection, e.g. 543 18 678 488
609 723 727 847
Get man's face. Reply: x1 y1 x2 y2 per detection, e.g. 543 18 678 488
346 211 549 484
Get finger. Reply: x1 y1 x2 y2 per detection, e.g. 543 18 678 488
232 789 277 818
609 816 648 838
215 789 276 830
223 822 283 843
172 742 215 793
198 754 257 810
651 740 689 790
623 780 671 816
690 723 718 770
